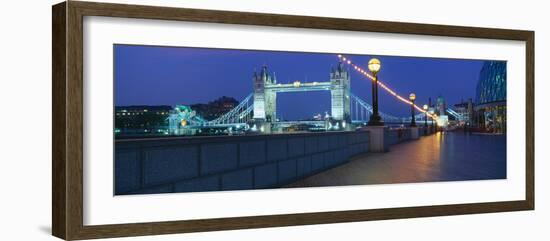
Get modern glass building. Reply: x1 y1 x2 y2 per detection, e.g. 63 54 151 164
474 61 507 133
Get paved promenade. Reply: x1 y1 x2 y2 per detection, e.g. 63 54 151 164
286 131 506 188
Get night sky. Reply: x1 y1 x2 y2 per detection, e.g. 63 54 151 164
114 45 487 119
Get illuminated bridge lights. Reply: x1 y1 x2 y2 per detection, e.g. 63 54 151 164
337 54 437 120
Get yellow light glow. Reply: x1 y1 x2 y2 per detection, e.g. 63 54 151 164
180 120 187 127
423 104 428 110
409 93 416 101
293 81 301 87
368 58 381 73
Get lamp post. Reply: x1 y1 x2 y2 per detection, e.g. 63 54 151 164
423 104 428 134
409 93 416 127
367 58 383 126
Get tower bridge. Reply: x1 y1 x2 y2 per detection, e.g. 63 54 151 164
167 61 455 135
253 62 350 124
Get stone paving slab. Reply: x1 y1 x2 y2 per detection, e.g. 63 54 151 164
286 132 506 188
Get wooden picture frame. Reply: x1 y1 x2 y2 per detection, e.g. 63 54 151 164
52 1 534 240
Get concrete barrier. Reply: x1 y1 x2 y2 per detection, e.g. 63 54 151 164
115 130 370 195
386 128 412 145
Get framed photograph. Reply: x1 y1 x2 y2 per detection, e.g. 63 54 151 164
52 1 534 240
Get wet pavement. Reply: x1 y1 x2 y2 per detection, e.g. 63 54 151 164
286 131 506 188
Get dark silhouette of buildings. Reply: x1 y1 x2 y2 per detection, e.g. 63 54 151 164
190 96 239 121
115 105 172 131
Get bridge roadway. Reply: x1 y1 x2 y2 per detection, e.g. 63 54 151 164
286 131 506 188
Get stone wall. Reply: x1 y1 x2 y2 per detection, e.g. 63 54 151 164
115 131 370 195
386 128 412 145
420 126 435 136
385 126 434 146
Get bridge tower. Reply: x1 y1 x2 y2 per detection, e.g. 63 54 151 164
330 61 351 123
253 65 277 122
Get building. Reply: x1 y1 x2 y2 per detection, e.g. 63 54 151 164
436 95 446 116
453 98 474 124
190 96 239 121
114 105 172 135
434 95 449 127
473 61 507 133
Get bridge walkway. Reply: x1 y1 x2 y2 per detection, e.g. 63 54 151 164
286 132 506 188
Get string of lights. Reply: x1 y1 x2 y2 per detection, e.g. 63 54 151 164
337 54 438 120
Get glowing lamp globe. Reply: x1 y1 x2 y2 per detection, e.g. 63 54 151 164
423 104 428 110
409 93 416 101
368 58 381 74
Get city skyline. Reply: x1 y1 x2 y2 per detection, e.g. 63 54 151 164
115 44 492 119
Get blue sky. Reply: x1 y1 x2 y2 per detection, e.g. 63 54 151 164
114 45 488 119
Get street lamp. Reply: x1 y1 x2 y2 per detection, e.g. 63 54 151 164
367 58 383 126
423 104 428 134
409 93 416 127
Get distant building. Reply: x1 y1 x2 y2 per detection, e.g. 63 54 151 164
434 95 449 127
191 96 239 121
436 95 446 116
473 61 507 133
453 98 474 124
114 105 172 135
